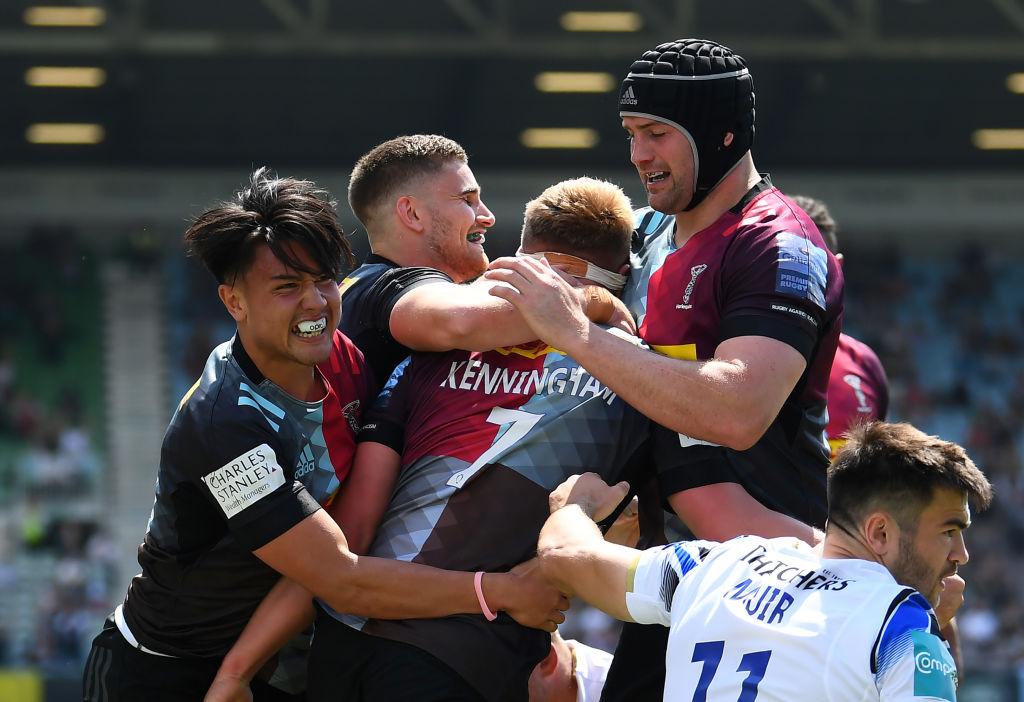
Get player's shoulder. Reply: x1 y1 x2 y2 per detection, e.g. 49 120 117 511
873 590 958 699
632 207 674 241
174 340 236 418
737 186 815 239
873 589 941 666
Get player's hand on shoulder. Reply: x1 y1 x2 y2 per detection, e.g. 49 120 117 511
549 472 630 523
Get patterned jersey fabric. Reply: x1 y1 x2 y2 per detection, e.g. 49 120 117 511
332 333 650 700
122 332 368 658
624 178 844 529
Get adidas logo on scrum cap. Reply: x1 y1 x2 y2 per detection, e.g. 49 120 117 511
620 84 638 106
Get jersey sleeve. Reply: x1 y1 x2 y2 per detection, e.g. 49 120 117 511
874 591 958 701
625 540 711 626
360 266 455 335
719 219 832 361
169 403 322 552
356 356 412 453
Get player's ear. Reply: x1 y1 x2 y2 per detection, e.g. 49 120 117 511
218 283 246 323
537 643 558 675
863 510 897 559
396 195 425 233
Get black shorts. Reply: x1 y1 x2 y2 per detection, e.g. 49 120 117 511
599 621 668 702
307 604 485 702
82 614 303 702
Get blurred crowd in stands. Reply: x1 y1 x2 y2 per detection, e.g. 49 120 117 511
1 227 1022 679
0 228 114 673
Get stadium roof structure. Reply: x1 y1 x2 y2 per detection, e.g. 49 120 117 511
2 0 1023 170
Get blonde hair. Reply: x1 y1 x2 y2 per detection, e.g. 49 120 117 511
521 177 633 272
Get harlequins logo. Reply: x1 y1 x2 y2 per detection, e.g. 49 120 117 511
341 400 361 433
843 374 873 413
620 85 638 106
676 264 708 310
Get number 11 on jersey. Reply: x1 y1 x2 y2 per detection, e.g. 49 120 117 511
691 640 772 702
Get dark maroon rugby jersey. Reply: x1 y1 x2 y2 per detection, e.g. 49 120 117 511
624 179 844 529
121 331 369 659
826 332 889 459
334 338 649 701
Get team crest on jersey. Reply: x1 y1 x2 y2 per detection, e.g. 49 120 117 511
675 263 708 310
842 374 874 414
341 399 361 433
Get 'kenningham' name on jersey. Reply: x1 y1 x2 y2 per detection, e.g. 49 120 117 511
439 359 618 405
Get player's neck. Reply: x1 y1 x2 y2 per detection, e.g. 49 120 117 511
819 528 884 566
673 152 759 247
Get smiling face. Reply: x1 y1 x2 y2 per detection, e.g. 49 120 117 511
622 115 698 215
887 487 971 608
414 159 495 282
220 242 341 399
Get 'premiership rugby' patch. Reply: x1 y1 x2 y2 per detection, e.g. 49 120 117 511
774 232 827 310
202 443 285 519
911 630 957 701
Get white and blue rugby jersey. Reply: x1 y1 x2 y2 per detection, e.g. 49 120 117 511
627 536 957 702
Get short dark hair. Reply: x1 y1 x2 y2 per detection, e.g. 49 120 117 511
521 177 633 272
827 421 992 534
790 194 838 254
348 134 468 228
184 167 353 285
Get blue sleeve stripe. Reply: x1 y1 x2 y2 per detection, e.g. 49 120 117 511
670 541 701 577
236 397 281 432
872 588 934 676
238 382 286 418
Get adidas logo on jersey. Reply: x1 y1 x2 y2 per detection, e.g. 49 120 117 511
294 444 316 479
620 85 638 106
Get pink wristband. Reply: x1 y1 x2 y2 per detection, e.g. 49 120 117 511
474 571 498 621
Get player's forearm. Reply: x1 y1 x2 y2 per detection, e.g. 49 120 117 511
314 555 525 622
218 579 316 682
669 483 822 545
391 283 538 352
259 512 556 627
401 302 536 351
393 281 622 353
538 504 634 622
327 442 400 555
558 324 766 448
538 504 605 593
